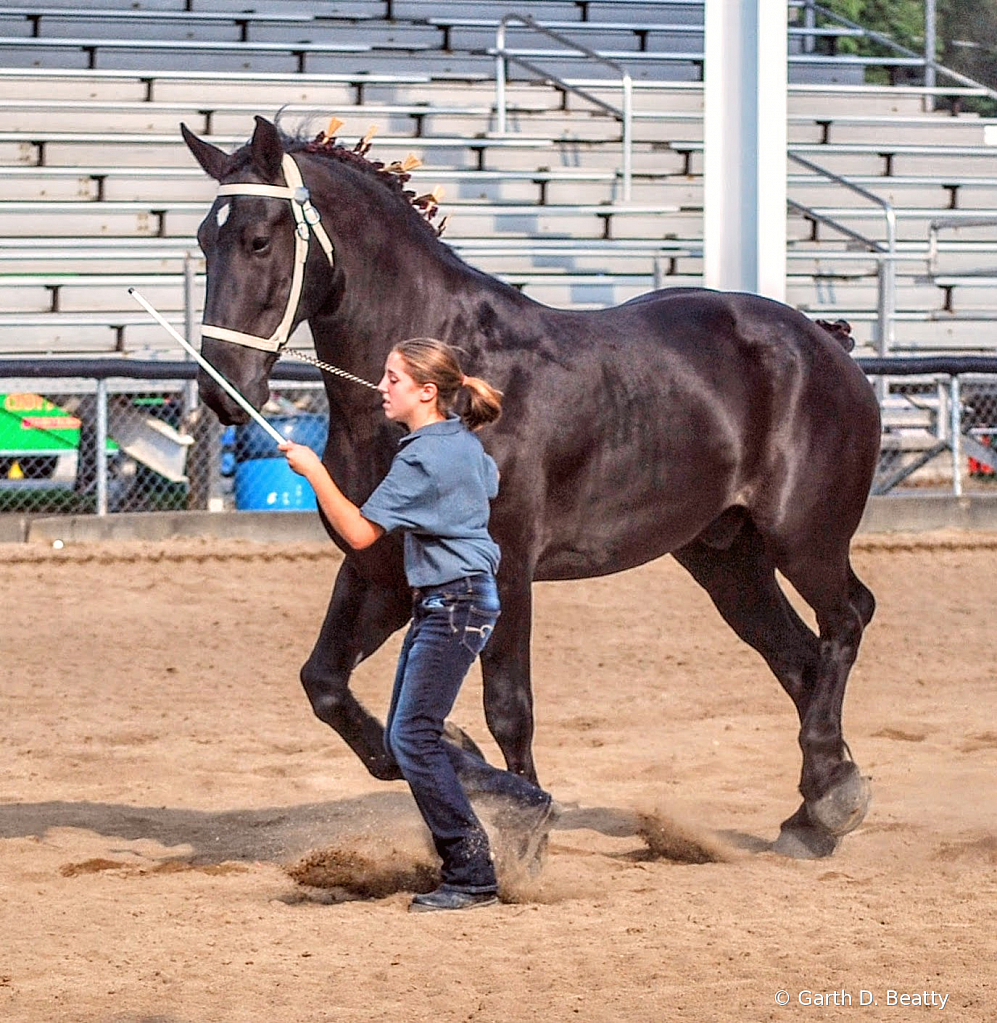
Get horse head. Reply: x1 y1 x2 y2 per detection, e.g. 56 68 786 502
182 115 470 426
181 116 339 424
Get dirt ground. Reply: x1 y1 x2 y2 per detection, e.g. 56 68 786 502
1 532 995 1023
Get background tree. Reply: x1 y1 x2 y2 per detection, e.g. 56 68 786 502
815 0 997 110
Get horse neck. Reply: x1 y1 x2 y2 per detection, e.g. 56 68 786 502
305 154 529 379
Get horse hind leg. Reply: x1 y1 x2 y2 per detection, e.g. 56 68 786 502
771 547 875 851
675 520 821 719
674 525 844 856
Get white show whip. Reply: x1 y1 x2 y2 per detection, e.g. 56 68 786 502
128 287 286 445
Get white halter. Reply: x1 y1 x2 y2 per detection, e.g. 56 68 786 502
201 153 335 353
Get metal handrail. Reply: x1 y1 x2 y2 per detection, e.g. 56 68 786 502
787 152 896 359
928 215 997 275
493 13 633 201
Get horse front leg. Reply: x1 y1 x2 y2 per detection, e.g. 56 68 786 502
300 557 412 780
479 567 538 784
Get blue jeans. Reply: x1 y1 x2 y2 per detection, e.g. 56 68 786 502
385 573 550 893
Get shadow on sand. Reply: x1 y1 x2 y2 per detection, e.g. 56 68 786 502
0 796 771 865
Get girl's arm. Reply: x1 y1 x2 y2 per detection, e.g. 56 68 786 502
279 442 384 550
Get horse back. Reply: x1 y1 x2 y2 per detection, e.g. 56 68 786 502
482 287 879 578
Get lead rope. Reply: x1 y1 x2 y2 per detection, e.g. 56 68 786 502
282 347 381 391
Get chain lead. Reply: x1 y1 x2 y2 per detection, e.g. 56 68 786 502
283 349 381 391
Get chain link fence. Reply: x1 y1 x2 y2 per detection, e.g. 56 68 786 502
5 360 997 517
871 370 997 496
0 363 326 516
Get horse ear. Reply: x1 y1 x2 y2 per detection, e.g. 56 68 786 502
181 122 230 181
250 116 285 182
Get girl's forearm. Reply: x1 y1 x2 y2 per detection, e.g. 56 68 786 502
307 471 384 550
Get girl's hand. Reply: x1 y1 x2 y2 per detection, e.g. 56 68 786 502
279 440 323 478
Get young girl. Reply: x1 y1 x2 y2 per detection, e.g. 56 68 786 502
280 337 555 912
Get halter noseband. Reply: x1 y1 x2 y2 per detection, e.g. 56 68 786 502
200 153 335 354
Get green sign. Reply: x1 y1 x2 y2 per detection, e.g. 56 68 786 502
0 393 118 457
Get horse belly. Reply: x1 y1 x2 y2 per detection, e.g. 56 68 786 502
532 468 733 582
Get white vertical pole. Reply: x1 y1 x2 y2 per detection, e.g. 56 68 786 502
950 375 962 497
924 0 937 112
95 378 108 516
704 0 787 302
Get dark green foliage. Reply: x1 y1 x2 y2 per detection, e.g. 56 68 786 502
809 0 997 111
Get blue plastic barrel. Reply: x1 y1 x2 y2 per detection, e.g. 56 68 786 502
233 413 327 512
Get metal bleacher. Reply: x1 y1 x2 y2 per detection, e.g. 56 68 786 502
1 0 997 359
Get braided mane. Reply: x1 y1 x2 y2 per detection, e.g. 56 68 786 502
294 125 448 238
224 121 447 237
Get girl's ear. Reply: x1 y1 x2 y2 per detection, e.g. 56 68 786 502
419 381 439 405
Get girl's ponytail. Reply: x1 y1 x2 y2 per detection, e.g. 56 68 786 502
460 374 502 431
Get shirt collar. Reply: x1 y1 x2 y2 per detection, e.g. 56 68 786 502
398 412 462 447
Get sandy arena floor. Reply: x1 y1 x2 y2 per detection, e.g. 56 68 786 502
1 532 995 1022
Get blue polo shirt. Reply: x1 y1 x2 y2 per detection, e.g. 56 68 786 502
360 414 501 588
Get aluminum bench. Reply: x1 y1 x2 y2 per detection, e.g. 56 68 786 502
668 139 997 177
0 131 556 172
0 7 316 40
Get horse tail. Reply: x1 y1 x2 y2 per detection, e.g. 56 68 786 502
815 318 855 352
461 374 503 431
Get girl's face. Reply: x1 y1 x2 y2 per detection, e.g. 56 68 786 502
378 351 437 428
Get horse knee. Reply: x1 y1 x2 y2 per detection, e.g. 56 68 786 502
300 663 349 726
486 688 532 743
800 607 866 757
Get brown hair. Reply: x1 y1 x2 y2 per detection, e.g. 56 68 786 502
391 337 502 431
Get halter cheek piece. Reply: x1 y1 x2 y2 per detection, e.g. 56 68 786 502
200 153 335 354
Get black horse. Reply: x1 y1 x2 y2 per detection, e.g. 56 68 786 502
181 116 880 858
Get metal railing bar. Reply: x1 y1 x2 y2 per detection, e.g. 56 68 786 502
787 152 896 359
788 199 884 252
494 12 632 201
927 214 997 275
6 357 997 379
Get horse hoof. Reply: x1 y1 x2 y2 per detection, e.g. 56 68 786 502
809 765 872 837
772 820 839 859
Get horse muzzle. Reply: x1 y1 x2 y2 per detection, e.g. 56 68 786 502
196 365 268 426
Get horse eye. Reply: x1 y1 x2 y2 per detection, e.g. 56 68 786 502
251 236 270 253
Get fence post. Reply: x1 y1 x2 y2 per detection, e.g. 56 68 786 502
950 374 962 497
182 252 198 419
95 378 109 516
